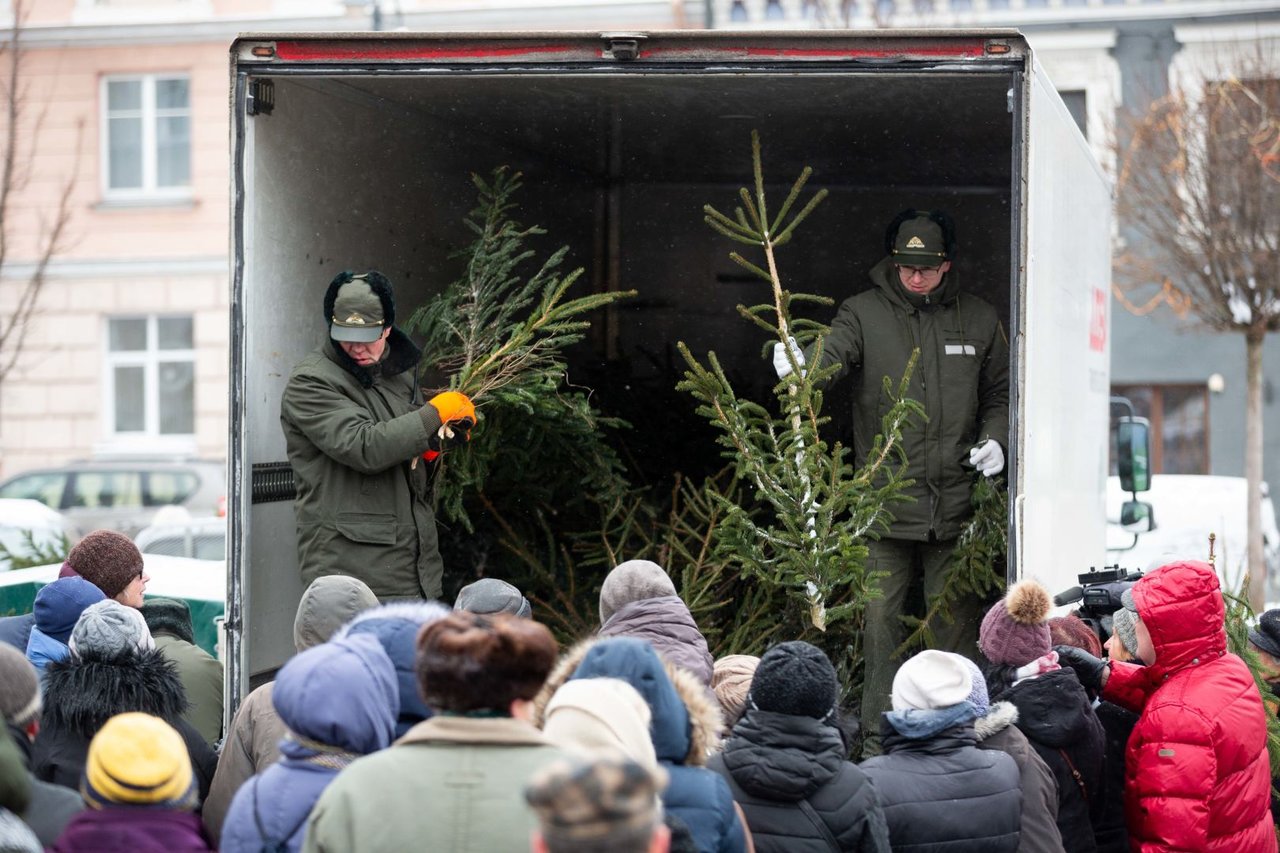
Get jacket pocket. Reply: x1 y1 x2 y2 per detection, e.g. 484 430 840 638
334 512 397 545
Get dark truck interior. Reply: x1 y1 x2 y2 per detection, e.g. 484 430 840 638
250 68 1016 483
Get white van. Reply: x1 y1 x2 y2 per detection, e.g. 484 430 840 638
1106 475 1280 596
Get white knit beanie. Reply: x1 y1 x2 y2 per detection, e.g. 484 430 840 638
543 678 660 780
891 649 974 712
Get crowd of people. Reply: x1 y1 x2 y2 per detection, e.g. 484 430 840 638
1 538 1278 852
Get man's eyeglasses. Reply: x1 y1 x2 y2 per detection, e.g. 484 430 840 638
896 264 945 280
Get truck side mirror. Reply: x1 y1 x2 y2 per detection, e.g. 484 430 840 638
1116 416 1152 493
1120 500 1156 533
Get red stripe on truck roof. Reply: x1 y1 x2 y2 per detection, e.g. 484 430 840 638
273 41 583 61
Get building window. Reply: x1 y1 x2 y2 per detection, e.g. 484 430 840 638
1112 383 1209 475
106 316 195 439
102 74 190 198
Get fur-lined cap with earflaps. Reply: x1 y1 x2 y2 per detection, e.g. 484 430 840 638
979 579 1053 667
323 270 396 332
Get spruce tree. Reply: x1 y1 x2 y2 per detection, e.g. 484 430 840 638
678 131 923 632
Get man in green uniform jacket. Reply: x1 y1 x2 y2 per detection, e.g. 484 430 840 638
773 210 1009 753
280 271 475 601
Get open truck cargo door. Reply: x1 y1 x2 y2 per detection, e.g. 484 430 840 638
229 30 1110 705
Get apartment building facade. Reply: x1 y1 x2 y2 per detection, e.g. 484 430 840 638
0 0 697 478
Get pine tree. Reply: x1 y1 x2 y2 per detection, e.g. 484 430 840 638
678 131 923 632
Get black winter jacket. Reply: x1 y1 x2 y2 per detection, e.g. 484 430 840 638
1092 700 1137 853
709 710 890 853
32 648 217 805
859 721 1021 853
996 669 1104 853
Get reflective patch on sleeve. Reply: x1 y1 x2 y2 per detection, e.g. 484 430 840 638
944 344 977 355
1158 749 1176 758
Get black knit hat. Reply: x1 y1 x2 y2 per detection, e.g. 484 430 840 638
140 597 196 645
66 530 144 600
1249 609 1280 658
748 640 838 719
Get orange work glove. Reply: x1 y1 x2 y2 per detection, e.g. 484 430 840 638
422 391 476 463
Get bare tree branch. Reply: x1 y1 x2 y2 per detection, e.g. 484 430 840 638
0 0 80 391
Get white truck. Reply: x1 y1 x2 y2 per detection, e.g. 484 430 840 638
228 30 1116 702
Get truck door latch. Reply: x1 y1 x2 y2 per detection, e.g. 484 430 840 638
247 78 275 117
602 33 646 61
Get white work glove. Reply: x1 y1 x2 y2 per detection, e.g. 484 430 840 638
969 439 1005 478
772 336 806 379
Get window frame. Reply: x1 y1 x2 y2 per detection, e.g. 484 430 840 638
102 314 197 453
98 72 192 202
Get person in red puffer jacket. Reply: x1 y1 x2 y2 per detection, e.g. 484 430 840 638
1056 559 1277 852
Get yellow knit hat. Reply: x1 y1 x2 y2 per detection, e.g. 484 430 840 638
82 713 196 809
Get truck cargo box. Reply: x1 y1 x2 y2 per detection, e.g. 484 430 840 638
229 30 1111 701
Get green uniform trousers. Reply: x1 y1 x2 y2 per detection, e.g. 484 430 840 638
859 536 984 756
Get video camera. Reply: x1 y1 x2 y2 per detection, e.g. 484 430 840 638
1053 564 1143 644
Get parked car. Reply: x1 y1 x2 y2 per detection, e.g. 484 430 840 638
0 499 77 571
0 457 225 539
134 508 226 560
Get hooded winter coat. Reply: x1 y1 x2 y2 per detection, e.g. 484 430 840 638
220 635 398 853
280 329 445 600
535 638 747 853
202 576 383 844
995 668 1104 853
859 710 1021 853
303 715 566 853
1101 560 1277 852
818 258 1009 541
598 594 716 685
23 627 68 675
333 601 451 737
709 708 890 853
974 700 1065 853
31 647 216 805
52 809 213 852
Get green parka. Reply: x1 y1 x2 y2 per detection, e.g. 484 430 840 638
302 716 567 853
819 257 1009 541
280 329 444 600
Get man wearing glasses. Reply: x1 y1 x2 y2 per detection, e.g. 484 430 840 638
772 209 1009 755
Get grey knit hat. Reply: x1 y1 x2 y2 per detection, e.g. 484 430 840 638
1111 607 1140 658
69 600 155 658
455 578 532 618
598 560 677 624
0 644 40 727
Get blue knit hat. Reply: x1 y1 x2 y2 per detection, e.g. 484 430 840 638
34 578 107 644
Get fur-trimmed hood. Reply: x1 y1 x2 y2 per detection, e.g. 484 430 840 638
41 648 187 740
973 700 1019 742
533 638 722 766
